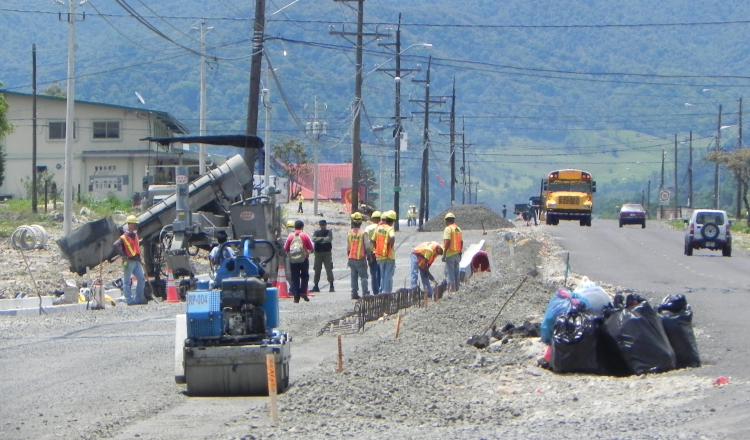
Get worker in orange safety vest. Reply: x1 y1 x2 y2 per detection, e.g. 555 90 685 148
443 212 464 292
113 215 147 305
347 212 370 300
410 241 443 298
373 210 397 294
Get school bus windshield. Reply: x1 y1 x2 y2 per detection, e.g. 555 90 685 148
548 181 592 192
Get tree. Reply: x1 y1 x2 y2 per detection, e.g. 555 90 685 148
706 148 750 224
42 83 66 98
0 84 15 188
272 137 311 198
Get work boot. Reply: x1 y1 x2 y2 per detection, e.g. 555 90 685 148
301 294 310 302
329 283 335 292
311 285 320 293
351 294 361 300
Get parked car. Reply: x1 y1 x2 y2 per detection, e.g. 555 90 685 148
684 209 731 257
619 203 646 228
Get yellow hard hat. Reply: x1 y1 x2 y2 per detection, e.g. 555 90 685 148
385 210 398 220
371 210 381 219
444 212 456 220
126 215 138 224
351 212 363 221
286 220 295 228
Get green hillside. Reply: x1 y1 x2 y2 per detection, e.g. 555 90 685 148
1 0 749 215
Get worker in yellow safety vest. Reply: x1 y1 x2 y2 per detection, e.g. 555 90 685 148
364 211 382 295
373 210 397 294
347 212 370 300
411 241 443 298
443 212 464 292
112 215 148 306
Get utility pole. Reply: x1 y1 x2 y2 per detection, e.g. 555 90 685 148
305 97 326 216
61 0 85 236
449 77 456 206
647 180 651 218
674 134 678 218
32 44 37 213
331 0 389 214
688 131 693 208
410 56 445 228
376 14 420 231
197 19 212 174
737 98 743 219
714 105 722 209
660 149 665 220
262 64 272 182
245 0 265 195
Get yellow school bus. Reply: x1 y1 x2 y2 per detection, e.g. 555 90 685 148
542 169 597 227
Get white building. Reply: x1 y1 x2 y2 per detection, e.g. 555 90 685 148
0 90 192 202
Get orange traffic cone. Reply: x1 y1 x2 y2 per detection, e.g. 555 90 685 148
166 269 180 302
276 265 292 299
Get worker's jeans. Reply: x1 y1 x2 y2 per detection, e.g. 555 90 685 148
289 259 310 300
123 258 145 305
348 258 369 297
368 255 380 295
410 253 433 297
444 254 461 291
313 251 334 286
377 258 395 294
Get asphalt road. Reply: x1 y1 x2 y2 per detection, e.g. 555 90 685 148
545 218 750 436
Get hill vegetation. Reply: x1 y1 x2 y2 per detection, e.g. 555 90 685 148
1 0 749 216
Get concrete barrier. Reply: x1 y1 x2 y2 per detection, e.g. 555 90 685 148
0 302 90 316
0 296 54 311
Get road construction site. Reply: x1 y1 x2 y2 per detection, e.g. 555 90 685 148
0 201 747 439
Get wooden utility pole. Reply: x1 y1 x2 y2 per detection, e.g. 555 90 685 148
688 131 693 208
736 98 743 219
449 77 456 206
331 0 389 214
32 44 38 213
674 134 678 218
245 0 266 195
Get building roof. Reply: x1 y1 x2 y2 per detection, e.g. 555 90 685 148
0 89 189 134
293 163 352 200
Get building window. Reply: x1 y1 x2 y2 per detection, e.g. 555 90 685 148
48 121 76 140
93 121 120 140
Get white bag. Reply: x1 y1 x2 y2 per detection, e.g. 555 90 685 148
572 276 612 313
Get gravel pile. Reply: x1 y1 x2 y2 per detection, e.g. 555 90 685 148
422 204 514 232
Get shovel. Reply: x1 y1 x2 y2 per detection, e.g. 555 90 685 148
468 268 539 348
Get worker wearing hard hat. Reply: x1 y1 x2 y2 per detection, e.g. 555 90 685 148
347 212 370 299
373 210 397 294
364 210 382 295
112 215 147 305
443 212 464 292
411 241 443 298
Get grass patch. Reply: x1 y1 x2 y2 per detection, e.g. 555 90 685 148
0 196 134 238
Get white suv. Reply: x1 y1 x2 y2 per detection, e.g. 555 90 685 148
684 209 731 257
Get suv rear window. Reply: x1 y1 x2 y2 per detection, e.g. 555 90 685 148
621 204 643 212
695 213 725 225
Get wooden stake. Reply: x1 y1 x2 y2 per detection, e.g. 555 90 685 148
265 353 278 422
394 315 402 339
337 334 343 373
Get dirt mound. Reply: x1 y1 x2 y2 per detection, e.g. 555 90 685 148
421 204 514 232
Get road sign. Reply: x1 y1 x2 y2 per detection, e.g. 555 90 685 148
659 189 671 206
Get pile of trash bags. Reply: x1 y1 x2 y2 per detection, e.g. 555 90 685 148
541 277 700 376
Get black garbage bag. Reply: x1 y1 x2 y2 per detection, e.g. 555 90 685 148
603 294 676 375
550 306 605 375
658 294 700 369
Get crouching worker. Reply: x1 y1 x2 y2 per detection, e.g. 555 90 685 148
347 212 370 300
410 241 443 299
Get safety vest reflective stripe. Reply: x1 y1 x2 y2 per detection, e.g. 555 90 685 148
447 224 462 252
121 234 139 258
374 225 393 259
348 229 366 260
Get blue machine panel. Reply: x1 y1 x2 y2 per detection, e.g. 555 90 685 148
187 311 223 338
186 290 221 313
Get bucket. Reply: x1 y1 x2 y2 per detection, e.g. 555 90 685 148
261 287 279 329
